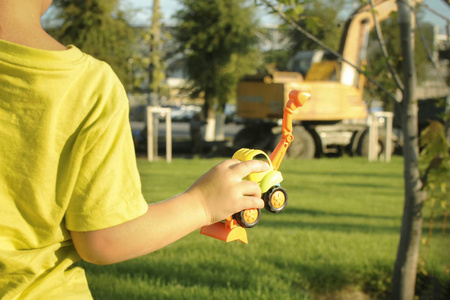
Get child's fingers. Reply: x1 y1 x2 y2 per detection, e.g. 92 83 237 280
234 179 264 211
239 180 262 198
229 159 269 178
240 196 264 210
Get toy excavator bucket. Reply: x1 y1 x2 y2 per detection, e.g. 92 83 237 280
200 217 248 244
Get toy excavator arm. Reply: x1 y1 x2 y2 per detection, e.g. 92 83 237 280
269 90 311 171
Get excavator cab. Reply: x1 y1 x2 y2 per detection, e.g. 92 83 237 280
287 50 339 81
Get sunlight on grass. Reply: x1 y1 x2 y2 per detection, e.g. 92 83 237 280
82 156 449 299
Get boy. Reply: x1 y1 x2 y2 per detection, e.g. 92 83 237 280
0 0 268 299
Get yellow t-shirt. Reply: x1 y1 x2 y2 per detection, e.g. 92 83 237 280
0 40 149 299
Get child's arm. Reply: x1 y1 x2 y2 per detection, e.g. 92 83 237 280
70 159 268 265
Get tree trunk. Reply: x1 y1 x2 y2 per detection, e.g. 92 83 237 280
148 0 162 106
392 1 426 299
205 109 216 142
214 113 226 141
203 93 216 142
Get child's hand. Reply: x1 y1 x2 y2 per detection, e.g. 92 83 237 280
187 159 269 225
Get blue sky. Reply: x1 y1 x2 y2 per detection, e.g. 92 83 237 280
121 0 277 26
122 0 450 32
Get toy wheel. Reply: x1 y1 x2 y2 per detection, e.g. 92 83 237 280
264 186 288 213
233 208 261 228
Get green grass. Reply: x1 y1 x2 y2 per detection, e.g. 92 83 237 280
81 156 450 299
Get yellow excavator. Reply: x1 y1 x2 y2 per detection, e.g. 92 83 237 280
234 0 424 159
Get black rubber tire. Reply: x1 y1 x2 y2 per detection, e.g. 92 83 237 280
233 124 275 151
286 126 315 159
357 129 394 157
347 129 365 156
233 126 259 149
264 186 288 213
233 208 261 228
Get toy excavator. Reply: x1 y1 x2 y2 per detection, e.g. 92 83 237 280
200 90 311 244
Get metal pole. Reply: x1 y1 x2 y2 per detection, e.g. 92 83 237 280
147 107 154 161
368 114 378 161
165 109 172 163
146 107 172 162
384 112 393 162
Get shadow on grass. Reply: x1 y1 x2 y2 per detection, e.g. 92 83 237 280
255 208 401 234
82 257 258 292
258 219 401 234
271 260 352 292
284 180 403 193
283 170 403 180
81 249 375 299
81 253 304 300
325 181 402 190
284 208 399 221
261 208 446 236
85 252 391 298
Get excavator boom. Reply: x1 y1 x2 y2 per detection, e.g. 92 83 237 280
269 90 311 171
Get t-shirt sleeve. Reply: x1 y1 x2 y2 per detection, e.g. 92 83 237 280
65 71 148 232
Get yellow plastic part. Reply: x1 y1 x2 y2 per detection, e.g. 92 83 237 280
232 148 267 161
200 216 248 244
232 148 273 183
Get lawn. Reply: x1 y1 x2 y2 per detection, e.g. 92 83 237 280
81 156 449 299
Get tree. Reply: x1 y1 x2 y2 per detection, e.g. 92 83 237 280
51 0 135 87
261 0 440 298
391 3 426 299
148 0 166 105
285 0 345 54
174 0 260 140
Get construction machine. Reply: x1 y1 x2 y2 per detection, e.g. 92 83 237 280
234 0 417 159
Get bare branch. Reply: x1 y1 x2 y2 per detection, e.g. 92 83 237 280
415 15 448 84
418 2 450 24
368 0 405 91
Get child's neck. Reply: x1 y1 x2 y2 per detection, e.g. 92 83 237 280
0 1 66 51
0 28 67 51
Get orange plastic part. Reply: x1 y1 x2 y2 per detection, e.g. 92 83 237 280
200 216 248 244
270 190 286 209
270 90 311 171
